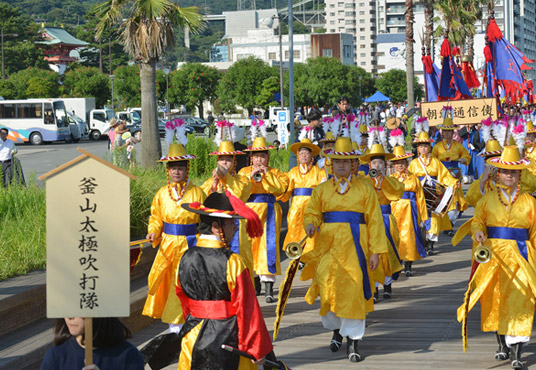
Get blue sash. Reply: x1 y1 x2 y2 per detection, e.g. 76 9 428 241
402 191 427 257
322 211 371 300
247 193 277 274
380 205 402 280
293 187 313 197
487 226 529 261
163 222 197 248
418 175 438 232
230 219 240 254
441 160 459 168
358 164 369 175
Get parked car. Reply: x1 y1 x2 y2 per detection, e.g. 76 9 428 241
158 119 194 137
183 117 211 136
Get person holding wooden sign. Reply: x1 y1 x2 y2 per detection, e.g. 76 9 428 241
177 191 277 369
40 317 144 370
143 122 207 333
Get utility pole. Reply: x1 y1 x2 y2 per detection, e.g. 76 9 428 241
108 39 112 75
1 29 4 80
288 0 296 168
276 14 284 108
99 39 103 73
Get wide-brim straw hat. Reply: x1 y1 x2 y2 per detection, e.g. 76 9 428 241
157 143 197 162
385 117 401 130
527 121 536 134
290 138 321 156
244 137 275 151
182 192 243 219
109 118 119 128
326 137 360 159
389 145 414 161
438 117 456 130
487 145 529 170
360 143 395 161
320 131 337 143
413 131 434 144
478 140 502 158
209 141 245 156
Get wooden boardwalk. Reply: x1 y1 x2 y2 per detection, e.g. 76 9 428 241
132 208 536 369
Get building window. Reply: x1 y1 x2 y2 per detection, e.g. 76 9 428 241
268 52 276 60
330 20 335 24
345 11 356 16
343 45 352 58
360 36 365 40
360 53 366 57
322 49 333 57
360 28 365 31
338 2 344 6
360 19 365 23
359 11 364 15
359 2 364 6
361 62 366 66
345 2 355 8
294 50 300 58
329 3 335 7
360 44 365 48
330 12 335 16
330 28 336 32
346 20 355 24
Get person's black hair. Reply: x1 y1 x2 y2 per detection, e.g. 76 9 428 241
338 96 349 104
197 193 234 234
0 128 8 134
53 318 132 348
298 147 312 153
306 110 322 122
167 160 188 168
370 155 386 162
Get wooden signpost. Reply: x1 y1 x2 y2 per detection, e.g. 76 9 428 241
39 148 137 366
420 97 499 126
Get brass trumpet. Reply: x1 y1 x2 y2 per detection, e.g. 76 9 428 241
284 235 308 260
369 168 378 178
252 171 263 183
474 243 491 264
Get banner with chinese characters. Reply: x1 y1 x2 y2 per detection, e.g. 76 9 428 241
420 98 499 126
42 151 134 317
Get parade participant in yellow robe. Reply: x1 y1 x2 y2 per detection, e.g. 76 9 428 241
408 130 459 254
200 139 253 280
357 124 370 175
523 119 536 173
239 136 289 303
143 142 207 330
317 131 336 179
360 143 404 301
431 116 470 233
389 145 428 276
280 138 325 260
302 137 388 363
458 146 536 370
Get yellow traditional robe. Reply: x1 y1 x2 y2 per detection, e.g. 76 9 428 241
391 171 429 261
302 176 389 319
361 175 404 282
431 140 470 212
280 164 326 257
317 156 333 179
457 191 536 337
142 181 206 324
237 166 289 275
408 155 459 235
525 145 536 175
201 172 253 279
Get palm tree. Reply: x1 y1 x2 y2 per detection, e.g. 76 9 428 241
95 0 204 167
423 0 434 55
406 0 415 109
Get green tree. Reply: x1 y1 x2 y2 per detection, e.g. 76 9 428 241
346 66 374 106
114 64 141 108
375 69 424 104
169 63 220 119
0 79 15 99
63 66 111 108
294 57 352 108
7 67 60 99
216 57 275 115
96 0 204 168
255 76 281 109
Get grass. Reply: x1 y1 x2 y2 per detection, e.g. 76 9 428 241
0 135 292 280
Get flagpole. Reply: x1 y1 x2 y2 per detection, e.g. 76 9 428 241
422 46 429 102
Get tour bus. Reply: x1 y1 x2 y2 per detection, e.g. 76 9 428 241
0 99 71 145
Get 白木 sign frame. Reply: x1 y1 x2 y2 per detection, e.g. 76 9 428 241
39 148 137 318
420 97 499 126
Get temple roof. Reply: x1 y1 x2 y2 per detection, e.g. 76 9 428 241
37 27 89 47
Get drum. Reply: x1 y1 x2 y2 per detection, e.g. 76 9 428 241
421 177 454 217
433 186 454 216
446 167 462 180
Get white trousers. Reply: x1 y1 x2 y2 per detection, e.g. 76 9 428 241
426 233 438 242
506 335 530 347
375 276 393 287
322 311 366 340
259 274 276 283
168 323 183 333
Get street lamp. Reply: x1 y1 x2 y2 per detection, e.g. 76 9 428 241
358 75 362 105
163 68 170 119
109 74 115 110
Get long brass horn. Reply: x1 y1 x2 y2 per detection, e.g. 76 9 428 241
474 243 491 264
252 171 263 183
369 168 378 178
284 235 308 260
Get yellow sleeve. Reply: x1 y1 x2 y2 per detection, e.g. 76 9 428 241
279 170 295 203
221 174 252 202
521 170 536 194
147 189 163 242
459 144 471 164
431 143 441 159
303 184 324 229
471 193 488 238
436 159 459 188
363 184 389 255
466 179 484 207
200 177 213 196
265 168 290 198
381 176 405 201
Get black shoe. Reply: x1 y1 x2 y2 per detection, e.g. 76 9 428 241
495 333 510 361
254 276 261 296
298 262 305 270
426 241 435 255
346 338 362 362
447 230 455 237
330 329 343 352
404 261 413 277
383 284 392 299
264 282 275 303
373 287 379 303
511 343 523 369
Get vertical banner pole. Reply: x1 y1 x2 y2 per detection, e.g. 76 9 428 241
85 317 93 366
